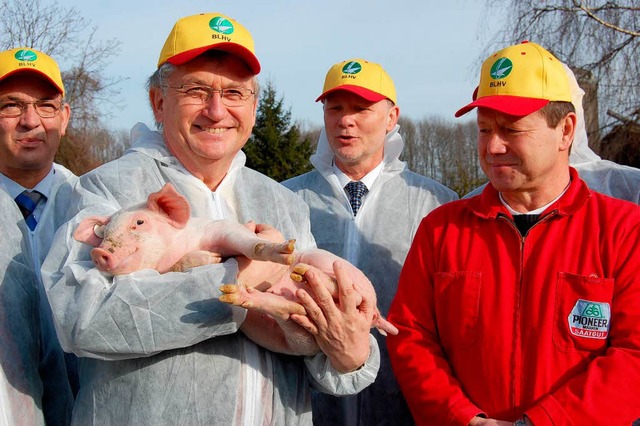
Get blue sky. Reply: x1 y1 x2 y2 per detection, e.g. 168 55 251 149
62 0 499 131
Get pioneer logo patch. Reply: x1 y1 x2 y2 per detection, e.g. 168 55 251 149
568 299 610 339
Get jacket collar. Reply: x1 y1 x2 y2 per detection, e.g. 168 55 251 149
467 167 591 220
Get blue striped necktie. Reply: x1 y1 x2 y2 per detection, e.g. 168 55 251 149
15 190 44 230
345 181 368 216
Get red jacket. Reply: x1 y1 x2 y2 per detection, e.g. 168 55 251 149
387 168 640 425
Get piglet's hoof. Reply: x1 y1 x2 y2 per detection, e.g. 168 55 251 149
219 284 257 309
290 263 312 282
254 239 296 265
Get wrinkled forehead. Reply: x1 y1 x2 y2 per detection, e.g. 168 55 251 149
476 106 546 126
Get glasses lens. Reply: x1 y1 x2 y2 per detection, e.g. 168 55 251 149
35 101 60 118
0 102 22 117
222 89 253 107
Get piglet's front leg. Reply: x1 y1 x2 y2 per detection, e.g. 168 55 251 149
200 220 297 265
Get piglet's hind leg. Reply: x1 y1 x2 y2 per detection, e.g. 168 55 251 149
219 284 306 320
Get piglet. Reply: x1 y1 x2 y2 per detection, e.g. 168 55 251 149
73 183 398 355
73 183 296 275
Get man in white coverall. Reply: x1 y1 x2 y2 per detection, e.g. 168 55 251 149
0 189 68 425
0 47 77 424
283 58 458 425
42 12 379 425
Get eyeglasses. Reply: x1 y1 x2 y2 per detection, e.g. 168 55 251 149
0 100 64 118
164 84 255 107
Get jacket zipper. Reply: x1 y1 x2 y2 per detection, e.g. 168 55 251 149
497 210 558 412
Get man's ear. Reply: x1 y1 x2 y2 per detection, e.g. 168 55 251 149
59 102 71 137
250 95 258 127
560 112 577 152
149 88 165 124
386 104 400 133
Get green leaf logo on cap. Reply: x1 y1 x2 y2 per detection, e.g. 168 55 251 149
490 58 512 80
342 61 362 75
210 17 234 35
14 49 38 62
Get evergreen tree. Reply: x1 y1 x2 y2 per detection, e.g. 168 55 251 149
245 81 313 181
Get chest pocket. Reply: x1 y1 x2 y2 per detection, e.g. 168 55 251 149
434 271 481 350
553 272 614 352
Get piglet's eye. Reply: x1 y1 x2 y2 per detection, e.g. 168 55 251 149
136 220 145 225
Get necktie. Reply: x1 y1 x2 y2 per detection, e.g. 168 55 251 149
15 190 44 231
345 181 368 216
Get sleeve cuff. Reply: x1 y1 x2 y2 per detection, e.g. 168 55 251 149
304 334 380 396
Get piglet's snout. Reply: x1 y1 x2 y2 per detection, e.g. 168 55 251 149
90 247 117 272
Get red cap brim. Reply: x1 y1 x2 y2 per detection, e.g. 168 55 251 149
316 85 387 103
455 95 549 117
166 43 261 74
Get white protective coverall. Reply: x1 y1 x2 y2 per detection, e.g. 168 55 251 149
42 123 380 426
0 189 69 425
562 64 640 204
0 164 78 425
283 125 458 425
464 64 640 204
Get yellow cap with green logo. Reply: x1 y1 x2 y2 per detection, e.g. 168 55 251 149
158 12 260 74
455 41 571 117
316 58 396 104
0 47 65 96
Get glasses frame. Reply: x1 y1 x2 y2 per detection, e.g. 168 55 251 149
0 99 64 119
163 84 256 108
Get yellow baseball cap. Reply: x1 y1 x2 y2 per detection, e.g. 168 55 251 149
158 12 260 74
0 48 65 96
455 41 571 117
316 58 396 104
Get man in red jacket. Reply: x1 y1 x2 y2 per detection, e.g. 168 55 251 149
387 41 640 426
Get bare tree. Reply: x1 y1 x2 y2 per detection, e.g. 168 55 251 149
398 117 419 172
56 127 130 175
481 0 640 154
400 116 486 196
0 0 124 131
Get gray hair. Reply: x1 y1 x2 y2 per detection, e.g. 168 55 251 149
146 51 260 129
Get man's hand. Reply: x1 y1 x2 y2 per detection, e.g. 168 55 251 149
468 417 519 426
290 260 373 372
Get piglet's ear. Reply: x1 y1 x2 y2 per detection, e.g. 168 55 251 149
147 183 191 229
74 216 111 247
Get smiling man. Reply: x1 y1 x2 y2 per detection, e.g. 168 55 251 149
42 13 380 425
387 41 640 425
283 58 457 426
